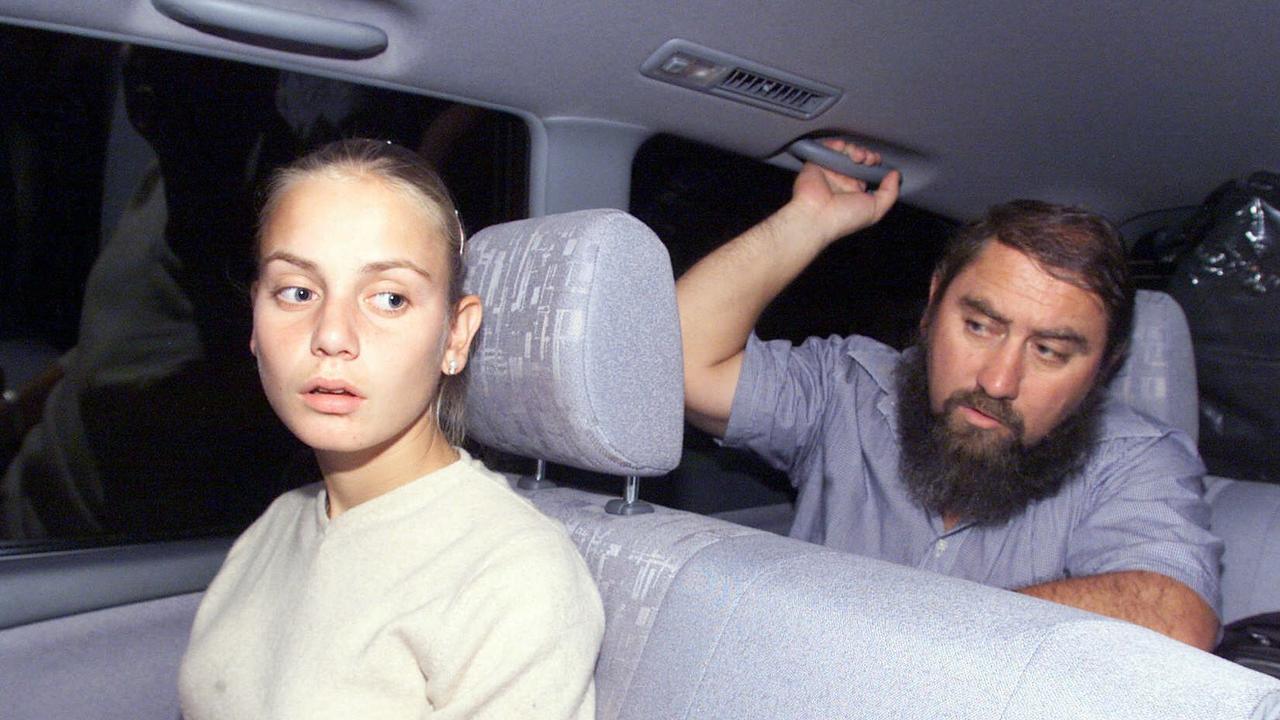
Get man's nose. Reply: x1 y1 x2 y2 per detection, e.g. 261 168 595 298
311 300 359 359
976 343 1022 399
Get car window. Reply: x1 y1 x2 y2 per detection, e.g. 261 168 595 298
0 23 528 551
632 134 956 351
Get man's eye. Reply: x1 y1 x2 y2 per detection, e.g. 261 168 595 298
276 286 314 304
1034 343 1069 363
370 292 408 312
964 319 988 335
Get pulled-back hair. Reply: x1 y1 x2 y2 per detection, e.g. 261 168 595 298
928 200 1134 378
256 138 470 444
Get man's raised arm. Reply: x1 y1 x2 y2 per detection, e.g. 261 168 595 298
676 141 900 437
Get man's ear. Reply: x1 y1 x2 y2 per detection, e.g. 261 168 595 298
921 272 941 332
442 295 483 373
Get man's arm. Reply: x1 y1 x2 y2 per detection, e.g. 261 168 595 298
677 141 900 437
1018 570 1220 650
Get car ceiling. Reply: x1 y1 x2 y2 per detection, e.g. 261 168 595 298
3 0 1278 224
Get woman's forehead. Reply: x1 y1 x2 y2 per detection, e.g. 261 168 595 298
261 174 448 266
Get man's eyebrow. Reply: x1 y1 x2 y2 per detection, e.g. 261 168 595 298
961 294 1091 352
960 295 1010 325
359 259 433 282
1032 328 1091 353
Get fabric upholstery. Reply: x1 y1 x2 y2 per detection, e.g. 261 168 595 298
1210 477 1280 623
521 484 758 719
524 493 1280 720
1108 289 1199 443
463 209 683 476
0 591 200 720
1004 619 1280 720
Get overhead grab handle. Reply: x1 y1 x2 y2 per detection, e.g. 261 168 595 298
787 138 897 186
152 0 388 59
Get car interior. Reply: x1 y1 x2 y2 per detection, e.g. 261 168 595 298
2 1 1279 718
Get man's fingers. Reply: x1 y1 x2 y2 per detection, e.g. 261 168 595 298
871 169 901 220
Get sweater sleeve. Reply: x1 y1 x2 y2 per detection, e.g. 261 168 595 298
424 527 604 720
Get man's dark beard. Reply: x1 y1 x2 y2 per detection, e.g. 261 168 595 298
896 343 1103 526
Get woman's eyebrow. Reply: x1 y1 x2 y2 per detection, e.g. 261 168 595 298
260 251 316 273
360 259 433 282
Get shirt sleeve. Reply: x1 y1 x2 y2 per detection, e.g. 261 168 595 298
1066 427 1223 616
426 528 605 720
723 333 847 479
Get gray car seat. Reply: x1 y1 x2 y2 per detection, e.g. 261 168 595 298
462 211 1280 719
1106 290 1280 626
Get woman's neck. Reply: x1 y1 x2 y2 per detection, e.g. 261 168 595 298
316 423 458 518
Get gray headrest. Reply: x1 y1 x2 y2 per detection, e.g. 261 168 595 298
462 209 683 476
1107 289 1199 442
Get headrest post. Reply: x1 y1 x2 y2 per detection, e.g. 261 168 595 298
518 459 557 490
605 476 654 516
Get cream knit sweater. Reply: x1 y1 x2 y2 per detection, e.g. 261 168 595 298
179 450 603 719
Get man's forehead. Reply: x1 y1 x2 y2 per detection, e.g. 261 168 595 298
944 242 1108 342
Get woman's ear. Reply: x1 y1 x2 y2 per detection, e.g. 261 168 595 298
249 282 260 357
442 294 483 374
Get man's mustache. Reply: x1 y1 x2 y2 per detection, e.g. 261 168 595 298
941 389 1026 442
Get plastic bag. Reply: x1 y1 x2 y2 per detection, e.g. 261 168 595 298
1166 172 1280 483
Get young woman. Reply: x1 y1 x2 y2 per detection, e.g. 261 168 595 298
179 139 604 719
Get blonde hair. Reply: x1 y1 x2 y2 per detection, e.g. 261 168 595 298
256 138 470 444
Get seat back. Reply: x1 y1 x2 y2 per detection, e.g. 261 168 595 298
1104 290 1280 625
1209 477 1280 623
1106 289 1199 442
463 208 690 709
520 484 1280 719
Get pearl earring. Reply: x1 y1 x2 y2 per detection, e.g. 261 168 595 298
447 358 458 375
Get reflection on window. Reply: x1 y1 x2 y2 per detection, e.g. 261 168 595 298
0 24 528 548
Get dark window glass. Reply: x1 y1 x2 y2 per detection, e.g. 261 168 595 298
0 24 528 550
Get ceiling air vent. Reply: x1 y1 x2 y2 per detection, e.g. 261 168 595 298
641 39 840 120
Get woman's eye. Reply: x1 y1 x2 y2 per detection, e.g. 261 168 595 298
276 286 314 304
370 291 408 312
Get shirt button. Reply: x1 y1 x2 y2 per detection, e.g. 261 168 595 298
935 539 948 556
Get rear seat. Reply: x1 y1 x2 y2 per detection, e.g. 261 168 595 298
1096 290 1280 626
1210 477 1280 624
463 210 1280 719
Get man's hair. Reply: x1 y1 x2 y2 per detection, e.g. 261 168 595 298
928 200 1134 378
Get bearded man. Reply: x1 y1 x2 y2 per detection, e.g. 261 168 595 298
677 141 1221 650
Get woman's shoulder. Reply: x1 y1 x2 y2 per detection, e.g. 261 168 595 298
448 453 567 528
449 455 594 575
224 482 323 557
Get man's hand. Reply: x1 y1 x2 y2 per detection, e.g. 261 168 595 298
677 141 899 436
787 139 901 248
1018 570 1220 650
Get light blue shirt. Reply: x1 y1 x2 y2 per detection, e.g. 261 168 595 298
725 333 1223 613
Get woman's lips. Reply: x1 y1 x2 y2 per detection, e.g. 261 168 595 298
301 380 363 414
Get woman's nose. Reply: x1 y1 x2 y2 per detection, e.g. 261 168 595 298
311 301 359 359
